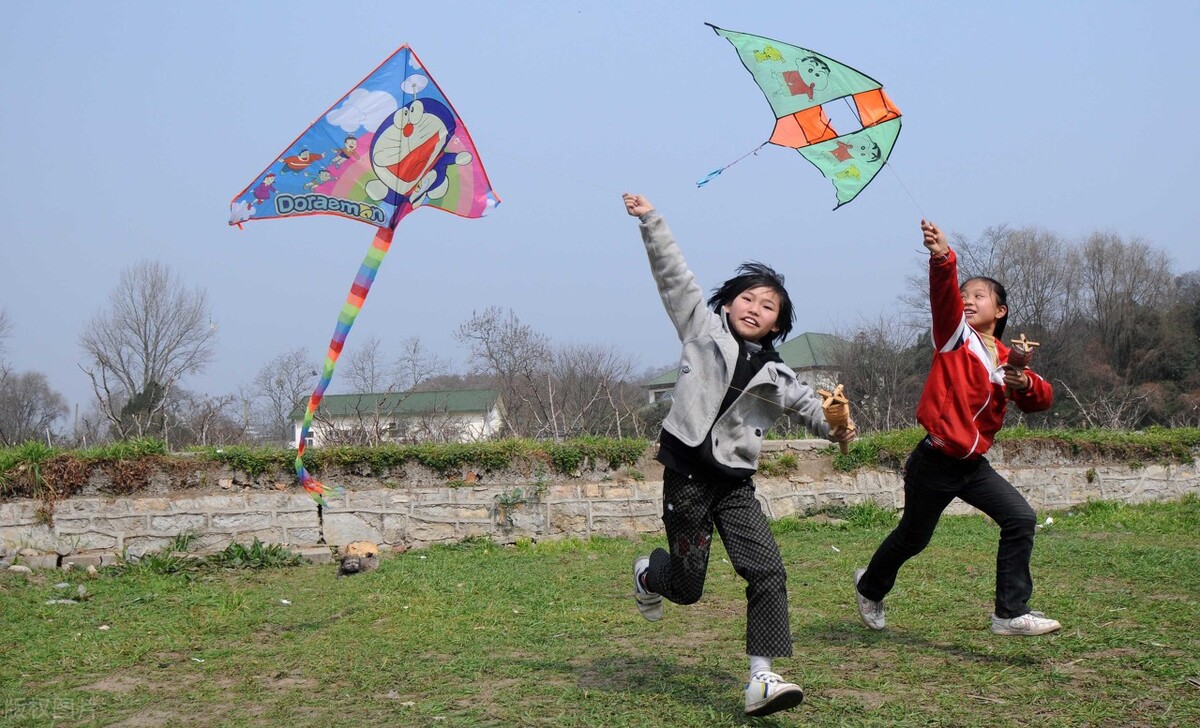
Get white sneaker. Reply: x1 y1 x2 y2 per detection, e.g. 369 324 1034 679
632 556 662 622
744 671 804 717
854 568 886 630
990 611 1061 635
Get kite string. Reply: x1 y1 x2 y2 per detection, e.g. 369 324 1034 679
696 142 770 186
884 161 928 220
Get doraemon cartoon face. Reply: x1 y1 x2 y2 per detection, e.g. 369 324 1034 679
364 98 457 205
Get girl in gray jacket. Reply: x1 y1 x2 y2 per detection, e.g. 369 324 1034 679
623 193 856 717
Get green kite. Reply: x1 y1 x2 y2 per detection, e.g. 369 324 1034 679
700 23 902 209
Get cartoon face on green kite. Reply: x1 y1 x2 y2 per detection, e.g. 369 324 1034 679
703 24 903 208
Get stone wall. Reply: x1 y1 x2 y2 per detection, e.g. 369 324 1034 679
2 440 1197 569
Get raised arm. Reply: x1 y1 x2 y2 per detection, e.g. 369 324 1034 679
624 193 710 342
922 219 965 350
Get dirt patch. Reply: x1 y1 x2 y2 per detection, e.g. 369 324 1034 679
258 671 318 691
78 674 141 694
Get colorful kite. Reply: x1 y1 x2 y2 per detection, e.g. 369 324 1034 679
229 46 499 505
700 24 901 208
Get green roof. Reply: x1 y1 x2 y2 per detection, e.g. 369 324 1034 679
643 332 844 389
290 388 499 420
775 331 844 370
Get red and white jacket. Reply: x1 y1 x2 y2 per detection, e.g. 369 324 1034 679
916 249 1053 459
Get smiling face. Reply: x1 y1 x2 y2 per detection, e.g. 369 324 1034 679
961 278 1007 335
370 99 450 197
799 55 830 91
723 285 782 342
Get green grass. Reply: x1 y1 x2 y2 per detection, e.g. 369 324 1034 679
2 497 1199 726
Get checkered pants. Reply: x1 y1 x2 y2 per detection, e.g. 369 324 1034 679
644 467 793 657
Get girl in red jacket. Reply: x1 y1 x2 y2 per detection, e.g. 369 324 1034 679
853 219 1061 636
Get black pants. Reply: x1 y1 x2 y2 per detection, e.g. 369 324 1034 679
856 441 1038 619
644 468 792 657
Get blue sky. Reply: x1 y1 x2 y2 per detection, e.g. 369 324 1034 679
2 1 1198 414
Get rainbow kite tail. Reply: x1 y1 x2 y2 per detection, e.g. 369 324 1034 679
294 225 396 506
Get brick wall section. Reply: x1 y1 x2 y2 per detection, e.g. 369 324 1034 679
2 440 1197 566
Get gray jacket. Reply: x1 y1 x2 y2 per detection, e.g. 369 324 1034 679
640 210 831 473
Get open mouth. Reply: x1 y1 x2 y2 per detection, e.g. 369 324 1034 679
387 134 441 182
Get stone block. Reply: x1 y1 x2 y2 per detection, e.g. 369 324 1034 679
124 537 174 557
57 499 104 516
406 519 456 543
66 532 119 551
150 514 209 533
275 510 316 527
415 488 454 503
88 515 149 534
296 546 334 564
284 528 321 544
382 514 409 543
232 529 284 544
0 502 38 525
63 552 108 569
591 499 657 518
19 552 60 570
590 516 642 537
54 518 93 532
549 509 588 535
210 512 273 530
416 505 484 522
131 498 172 513
550 484 582 500
347 491 388 510
247 493 311 511
630 483 662 500
171 494 245 513
323 512 384 544
458 521 495 540
385 491 413 509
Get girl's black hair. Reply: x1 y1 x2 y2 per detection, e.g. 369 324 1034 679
963 276 1008 340
707 261 795 344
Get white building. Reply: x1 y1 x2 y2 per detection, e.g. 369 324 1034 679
292 388 505 447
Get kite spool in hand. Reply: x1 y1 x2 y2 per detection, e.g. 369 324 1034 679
1007 334 1040 370
817 384 853 455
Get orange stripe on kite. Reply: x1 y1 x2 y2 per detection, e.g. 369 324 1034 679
853 89 901 127
770 106 838 149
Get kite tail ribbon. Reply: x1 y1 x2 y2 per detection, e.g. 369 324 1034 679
295 225 396 506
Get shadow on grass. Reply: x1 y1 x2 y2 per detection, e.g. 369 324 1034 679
796 620 1042 667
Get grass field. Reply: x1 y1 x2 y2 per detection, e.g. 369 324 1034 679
2 496 1198 727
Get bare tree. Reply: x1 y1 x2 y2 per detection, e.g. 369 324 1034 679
250 347 318 444
66 402 110 449
169 391 247 447
832 316 926 433
342 336 394 394
0 307 10 355
550 343 639 438
79 261 216 443
0 308 11 386
456 307 553 438
395 336 448 391
0 371 69 446
1079 232 1175 383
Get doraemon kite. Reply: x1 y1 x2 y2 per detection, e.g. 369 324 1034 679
364 97 472 218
